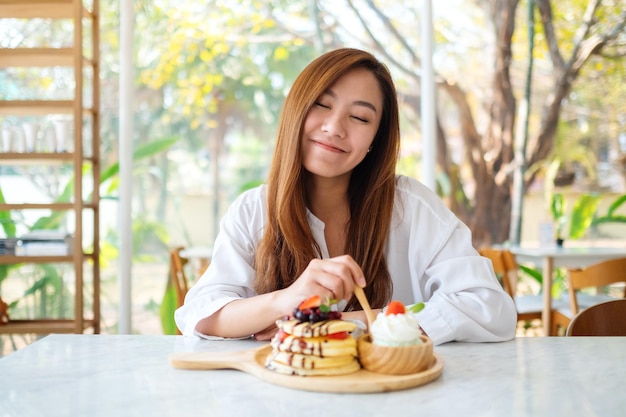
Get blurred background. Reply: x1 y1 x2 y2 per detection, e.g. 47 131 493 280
1 0 625 354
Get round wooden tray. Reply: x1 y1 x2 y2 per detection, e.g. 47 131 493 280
170 344 444 393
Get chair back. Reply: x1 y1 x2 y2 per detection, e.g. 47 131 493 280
566 299 626 336
170 246 189 309
478 248 516 298
566 257 626 315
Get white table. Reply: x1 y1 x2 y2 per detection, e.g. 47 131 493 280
1 334 625 416
510 246 626 335
179 246 212 278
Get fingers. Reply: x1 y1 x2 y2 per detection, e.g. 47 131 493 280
298 255 366 301
327 255 367 287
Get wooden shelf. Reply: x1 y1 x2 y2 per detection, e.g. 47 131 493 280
0 152 75 162
0 253 95 264
0 0 94 19
0 319 97 335
0 255 73 265
0 0 101 337
0 203 75 210
0 47 74 67
0 100 74 116
0 100 96 116
0 48 96 68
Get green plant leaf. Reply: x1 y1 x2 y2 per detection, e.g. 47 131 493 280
408 302 425 313
550 193 565 221
160 276 178 335
0 186 16 238
519 265 543 286
607 193 626 217
593 214 626 225
101 136 179 184
568 194 600 239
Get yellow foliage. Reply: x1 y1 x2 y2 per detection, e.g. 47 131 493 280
273 46 289 61
40 77 54 89
163 63 175 76
213 42 230 55
200 49 214 63
213 74 224 84
201 84 213 95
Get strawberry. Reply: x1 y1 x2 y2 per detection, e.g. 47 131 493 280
325 332 350 340
385 300 406 315
277 329 289 343
297 295 321 310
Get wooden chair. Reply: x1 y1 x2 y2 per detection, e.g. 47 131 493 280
478 248 515 298
479 248 547 323
552 257 626 336
566 299 626 336
170 246 190 309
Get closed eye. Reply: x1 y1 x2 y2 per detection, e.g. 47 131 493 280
351 115 368 123
314 101 330 109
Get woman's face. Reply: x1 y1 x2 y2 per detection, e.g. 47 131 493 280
301 67 383 181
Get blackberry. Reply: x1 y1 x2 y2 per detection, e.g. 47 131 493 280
292 306 342 323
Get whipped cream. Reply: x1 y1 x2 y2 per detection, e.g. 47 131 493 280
370 312 423 346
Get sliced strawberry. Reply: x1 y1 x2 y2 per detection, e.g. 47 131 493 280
298 295 321 310
325 331 350 340
277 329 289 343
385 300 406 315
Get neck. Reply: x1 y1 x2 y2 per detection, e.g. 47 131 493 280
305 173 351 223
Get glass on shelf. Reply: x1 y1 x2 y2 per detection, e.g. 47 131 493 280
52 117 72 153
1 126 14 152
22 122 39 153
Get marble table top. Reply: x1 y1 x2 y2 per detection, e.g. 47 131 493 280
1 335 624 417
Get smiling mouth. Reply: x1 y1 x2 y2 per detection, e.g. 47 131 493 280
312 140 345 153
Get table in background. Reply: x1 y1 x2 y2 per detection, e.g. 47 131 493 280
1 334 624 416
510 246 626 335
179 246 212 278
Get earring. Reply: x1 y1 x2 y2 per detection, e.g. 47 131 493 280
367 147 372 153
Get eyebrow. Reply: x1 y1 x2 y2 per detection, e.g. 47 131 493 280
323 90 378 113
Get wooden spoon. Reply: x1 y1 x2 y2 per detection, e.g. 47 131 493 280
354 286 376 332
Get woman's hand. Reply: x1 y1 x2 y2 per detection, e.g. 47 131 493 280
275 255 367 315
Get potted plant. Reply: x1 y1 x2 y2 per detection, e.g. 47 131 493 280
550 192 603 247
550 193 567 247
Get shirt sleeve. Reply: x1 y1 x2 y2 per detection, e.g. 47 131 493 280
392 176 517 345
415 224 518 345
174 187 265 337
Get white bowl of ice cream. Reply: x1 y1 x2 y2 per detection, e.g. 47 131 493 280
357 302 434 375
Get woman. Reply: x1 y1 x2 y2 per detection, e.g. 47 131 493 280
175 48 517 345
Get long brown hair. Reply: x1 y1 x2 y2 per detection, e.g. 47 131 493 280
254 48 400 309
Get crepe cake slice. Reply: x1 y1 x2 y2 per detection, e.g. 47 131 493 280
264 295 361 376
265 352 360 376
266 331 360 376
278 318 358 338
272 331 358 357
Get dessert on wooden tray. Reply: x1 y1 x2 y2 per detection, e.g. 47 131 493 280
265 295 361 376
172 296 442 391
265 295 435 377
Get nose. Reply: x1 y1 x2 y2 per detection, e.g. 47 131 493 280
321 111 346 138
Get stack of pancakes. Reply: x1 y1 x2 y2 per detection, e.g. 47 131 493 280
265 318 361 376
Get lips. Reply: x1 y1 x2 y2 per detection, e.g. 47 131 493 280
311 139 346 153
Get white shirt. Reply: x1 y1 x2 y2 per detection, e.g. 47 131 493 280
175 175 517 345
